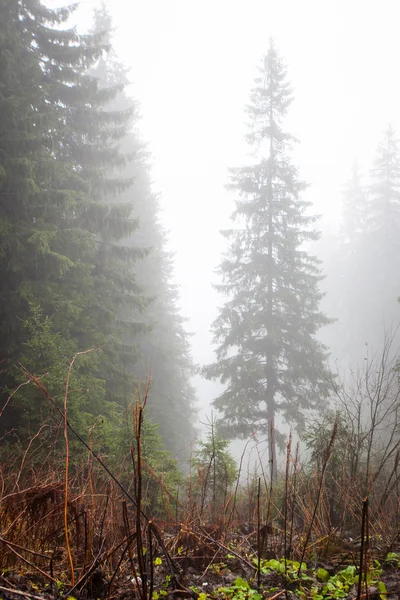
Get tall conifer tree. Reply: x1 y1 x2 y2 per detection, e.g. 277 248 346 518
205 42 330 478
89 5 196 457
0 0 141 440
0 0 104 432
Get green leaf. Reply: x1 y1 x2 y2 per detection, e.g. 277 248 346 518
265 559 280 570
234 577 250 589
325 582 335 592
154 557 162 566
378 580 387 600
316 568 330 582
386 552 400 565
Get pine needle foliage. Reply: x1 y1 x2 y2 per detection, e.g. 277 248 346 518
0 0 142 439
204 42 331 478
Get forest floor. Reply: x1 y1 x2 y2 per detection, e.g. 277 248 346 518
1 531 399 600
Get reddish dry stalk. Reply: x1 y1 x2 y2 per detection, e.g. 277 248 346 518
64 364 73 586
225 439 250 537
284 431 292 597
122 500 136 579
67 531 136 598
107 533 138 597
86 422 97 568
132 381 151 600
298 419 338 574
63 350 96 586
14 424 49 492
0 378 32 419
0 535 51 561
0 584 48 600
0 537 56 582
257 477 261 588
288 442 299 560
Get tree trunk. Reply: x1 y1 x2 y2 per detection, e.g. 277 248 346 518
266 99 277 481
266 388 277 480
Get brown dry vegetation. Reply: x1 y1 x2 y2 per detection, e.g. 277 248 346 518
1 366 400 600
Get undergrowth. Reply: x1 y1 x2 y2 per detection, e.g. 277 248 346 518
0 371 400 599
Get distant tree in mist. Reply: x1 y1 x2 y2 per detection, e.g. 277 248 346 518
321 127 400 368
204 41 331 479
319 163 369 366
342 162 368 243
362 126 400 356
368 126 400 310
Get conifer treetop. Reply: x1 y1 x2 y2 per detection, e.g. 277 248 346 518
205 43 331 459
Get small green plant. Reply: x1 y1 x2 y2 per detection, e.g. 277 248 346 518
211 562 228 576
319 565 357 599
254 558 310 581
386 551 400 567
366 561 387 600
295 562 388 600
153 573 172 599
217 577 262 600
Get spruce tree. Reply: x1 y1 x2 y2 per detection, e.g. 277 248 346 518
328 128 400 367
367 126 400 319
342 163 368 243
205 42 330 478
319 164 370 366
0 0 102 432
81 6 148 413
132 201 197 457
0 0 140 442
89 5 196 457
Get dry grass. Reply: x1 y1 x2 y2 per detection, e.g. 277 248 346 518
0 373 399 599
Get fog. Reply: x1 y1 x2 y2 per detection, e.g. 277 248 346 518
57 0 399 417
41 0 400 444
5 1 400 581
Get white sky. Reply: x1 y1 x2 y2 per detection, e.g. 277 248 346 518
49 0 400 423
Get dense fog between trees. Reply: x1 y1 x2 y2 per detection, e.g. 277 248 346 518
1 0 400 509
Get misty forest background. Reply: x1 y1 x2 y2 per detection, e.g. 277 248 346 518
2 0 400 518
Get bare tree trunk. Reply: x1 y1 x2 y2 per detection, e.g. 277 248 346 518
266 94 277 481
